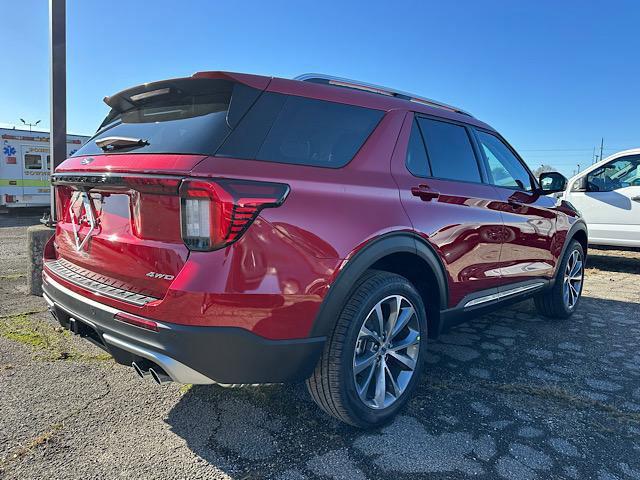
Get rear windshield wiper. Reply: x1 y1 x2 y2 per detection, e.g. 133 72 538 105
95 136 149 151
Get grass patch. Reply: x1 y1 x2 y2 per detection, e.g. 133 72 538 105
0 313 111 362
179 384 193 395
0 273 25 280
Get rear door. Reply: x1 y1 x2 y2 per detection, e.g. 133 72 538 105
392 114 505 308
21 144 48 201
566 154 640 247
473 128 560 286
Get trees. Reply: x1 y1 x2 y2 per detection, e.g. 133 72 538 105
532 164 555 177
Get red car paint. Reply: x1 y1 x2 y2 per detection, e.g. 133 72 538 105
44 71 582 343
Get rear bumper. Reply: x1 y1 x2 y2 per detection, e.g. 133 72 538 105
42 272 325 384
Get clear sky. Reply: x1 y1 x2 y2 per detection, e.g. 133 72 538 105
1 0 638 176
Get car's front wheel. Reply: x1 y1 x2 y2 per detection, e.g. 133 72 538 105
534 239 585 318
306 270 428 428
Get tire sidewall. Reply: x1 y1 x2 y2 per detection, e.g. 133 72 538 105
338 275 428 426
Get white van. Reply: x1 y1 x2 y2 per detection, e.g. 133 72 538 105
561 148 640 248
1 128 89 211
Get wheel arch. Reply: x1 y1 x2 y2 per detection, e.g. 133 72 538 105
309 232 448 339
554 220 588 280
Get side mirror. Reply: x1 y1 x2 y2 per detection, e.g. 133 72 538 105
539 172 567 194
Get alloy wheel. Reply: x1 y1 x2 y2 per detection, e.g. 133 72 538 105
352 295 421 409
563 249 583 309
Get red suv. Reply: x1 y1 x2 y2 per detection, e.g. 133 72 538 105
42 71 587 427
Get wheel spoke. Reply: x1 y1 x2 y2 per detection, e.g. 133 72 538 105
373 303 385 337
389 329 420 352
357 361 376 399
387 350 416 370
390 306 415 340
570 260 583 278
384 362 400 397
373 359 387 408
354 353 377 375
385 296 402 339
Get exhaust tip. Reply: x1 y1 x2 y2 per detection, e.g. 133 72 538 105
132 362 148 379
149 367 170 385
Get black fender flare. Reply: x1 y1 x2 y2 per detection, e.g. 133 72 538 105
309 232 448 337
552 219 588 281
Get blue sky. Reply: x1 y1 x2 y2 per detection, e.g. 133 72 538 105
1 0 638 176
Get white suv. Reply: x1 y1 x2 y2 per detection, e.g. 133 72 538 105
560 149 640 248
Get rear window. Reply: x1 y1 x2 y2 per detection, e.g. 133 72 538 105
73 79 260 157
76 78 384 169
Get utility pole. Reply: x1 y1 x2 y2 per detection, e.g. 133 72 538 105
29 0 67 296
49 0 66 224
599 137 604 164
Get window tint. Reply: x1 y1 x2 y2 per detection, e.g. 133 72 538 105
476 130 532 190
73 79 259 157
417 117 481 183
25 153 42 170
405 120 431 177
216 92 287 159
255 95 383 168
587 155 640 192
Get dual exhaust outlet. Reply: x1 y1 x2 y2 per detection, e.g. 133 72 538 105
132 360 171 385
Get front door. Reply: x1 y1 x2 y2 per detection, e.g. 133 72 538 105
567 154 640 247
473 128 560 288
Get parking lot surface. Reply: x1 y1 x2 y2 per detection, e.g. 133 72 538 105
1 212 639 480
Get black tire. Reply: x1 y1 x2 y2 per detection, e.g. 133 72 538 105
534 240 585 319
306 270 428 428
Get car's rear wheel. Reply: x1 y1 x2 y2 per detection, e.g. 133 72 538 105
306 270 428 428
534 240 585 318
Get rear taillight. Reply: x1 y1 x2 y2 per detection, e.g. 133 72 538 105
179 178 289 251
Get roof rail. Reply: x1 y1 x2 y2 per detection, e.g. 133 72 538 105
294 73 473 117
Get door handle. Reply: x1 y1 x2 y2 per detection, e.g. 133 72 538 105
632 195 640 203
411 184 440 201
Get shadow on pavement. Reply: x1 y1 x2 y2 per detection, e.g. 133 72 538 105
165 296 640 479
587 249 640 274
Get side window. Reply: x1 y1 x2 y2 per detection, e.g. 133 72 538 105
405 120 431 177
587 155 640 192
218 93 384 168
416 117 481 183
25 153 42 170
476 130 533 191
256 96 383 168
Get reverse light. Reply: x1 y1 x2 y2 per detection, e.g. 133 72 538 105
179 178 289 251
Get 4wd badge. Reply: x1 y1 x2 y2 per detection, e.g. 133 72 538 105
146 272 175 280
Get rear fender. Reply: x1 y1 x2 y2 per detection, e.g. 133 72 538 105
309 232 448 337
